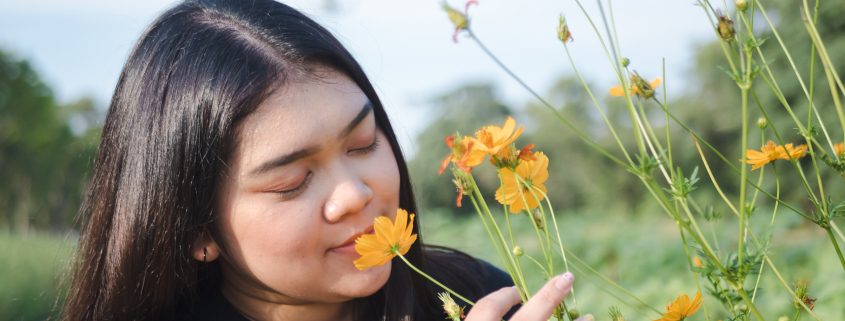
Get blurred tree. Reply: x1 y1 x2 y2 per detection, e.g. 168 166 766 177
0 49 100 233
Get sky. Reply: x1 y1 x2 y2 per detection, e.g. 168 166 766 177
0 0 716 154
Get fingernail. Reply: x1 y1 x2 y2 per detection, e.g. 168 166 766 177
554 272 574 290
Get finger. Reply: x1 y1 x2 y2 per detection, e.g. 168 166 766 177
509 272 574 321
574 314 595 321
465 286 521 321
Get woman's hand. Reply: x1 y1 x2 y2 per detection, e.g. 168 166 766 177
465 272 593 321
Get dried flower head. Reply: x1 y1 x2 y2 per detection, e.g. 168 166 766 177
438 292 465 321
716 10 736 42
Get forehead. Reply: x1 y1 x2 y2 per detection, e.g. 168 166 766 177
233 70 369 166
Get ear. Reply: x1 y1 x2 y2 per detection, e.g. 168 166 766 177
192 232 221 263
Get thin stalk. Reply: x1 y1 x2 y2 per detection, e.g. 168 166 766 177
466 29 626 168
801 0 845 141
677 200 767 321
832 221 845 243
469 175 531 299
824 227 845 271
397 253 475 306
562 43 634 165
738 87 749 271
678 224 713 321
467 186 526 300
542 196 578 306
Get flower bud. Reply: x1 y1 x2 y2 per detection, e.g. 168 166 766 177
736 0 748 11
557 15 573 44
621 57 630 67
757 117 767 129
733 303 748 313
567 308 581 320
512 245 524 257
532 209 545 230
443 3 468 31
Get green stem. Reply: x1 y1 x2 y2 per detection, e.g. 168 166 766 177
396 253 475 306
467 29 627 168
824 226 845 271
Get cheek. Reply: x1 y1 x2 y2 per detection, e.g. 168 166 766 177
220 199 321 272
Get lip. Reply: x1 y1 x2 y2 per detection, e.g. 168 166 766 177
328 226 374 255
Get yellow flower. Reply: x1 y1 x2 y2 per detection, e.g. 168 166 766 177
353 209 418 270
745 140 808 170
783 143 808 160
472 116 524 158
835 143 844 158
745 140 782 170
495 152 549 213
653 291 703 321
610 74 661 99
439 134 487 174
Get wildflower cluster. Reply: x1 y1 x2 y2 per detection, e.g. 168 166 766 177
431 0 845 320
439 117 551 214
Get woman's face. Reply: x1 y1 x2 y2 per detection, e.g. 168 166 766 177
212 68 400 306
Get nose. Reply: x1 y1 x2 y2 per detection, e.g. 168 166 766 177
323 168 374 223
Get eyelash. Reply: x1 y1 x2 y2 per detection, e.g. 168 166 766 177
272 138 379 199
274 172 312 199
350 137 380 155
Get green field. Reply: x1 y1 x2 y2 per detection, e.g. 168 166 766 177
0 232 74 321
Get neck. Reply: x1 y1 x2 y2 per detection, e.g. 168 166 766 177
220 279 354 321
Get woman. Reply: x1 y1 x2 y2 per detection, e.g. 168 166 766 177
62 0 581 320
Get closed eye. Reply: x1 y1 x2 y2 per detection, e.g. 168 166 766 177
349 136 380 155
272 171 313 200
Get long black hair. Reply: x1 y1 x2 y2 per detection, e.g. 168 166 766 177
62 0 489 320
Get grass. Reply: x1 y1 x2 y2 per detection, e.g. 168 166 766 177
0 231 75 321
420 207 845 320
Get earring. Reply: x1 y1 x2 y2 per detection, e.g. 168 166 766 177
203 247 208 264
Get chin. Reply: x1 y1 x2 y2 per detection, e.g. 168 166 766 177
341 263 391 298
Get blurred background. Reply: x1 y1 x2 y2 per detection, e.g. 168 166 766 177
1 0 843 320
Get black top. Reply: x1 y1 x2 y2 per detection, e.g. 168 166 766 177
186 258 514 320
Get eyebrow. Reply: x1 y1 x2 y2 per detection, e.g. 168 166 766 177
248 101 374 177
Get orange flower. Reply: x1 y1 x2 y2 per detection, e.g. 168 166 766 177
653 291 703 321
783 143 808 160
745 140 783 170
354 209 417 270
472 116 524 158
439 135 487 174
833 143 843 158
745 140 808 170
610 74 661 99
495 152 549 213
